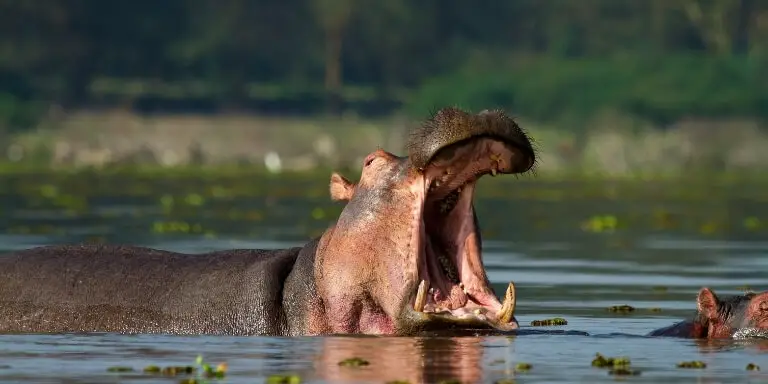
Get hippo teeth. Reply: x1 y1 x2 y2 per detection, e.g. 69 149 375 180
414 280 429 312
497 281 517 324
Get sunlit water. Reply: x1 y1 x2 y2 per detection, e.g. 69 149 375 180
0 174 767 383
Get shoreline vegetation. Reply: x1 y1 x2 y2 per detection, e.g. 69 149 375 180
2 109 767 181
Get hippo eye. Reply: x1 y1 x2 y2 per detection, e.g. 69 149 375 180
364 155 376 167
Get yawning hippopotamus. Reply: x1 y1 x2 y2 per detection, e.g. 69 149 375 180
648 287 768 339
0 107 535 336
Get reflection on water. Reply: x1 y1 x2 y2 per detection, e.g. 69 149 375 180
312 337 485 383
0 174 767 383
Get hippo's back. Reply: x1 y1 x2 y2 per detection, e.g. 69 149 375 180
0 244 301 335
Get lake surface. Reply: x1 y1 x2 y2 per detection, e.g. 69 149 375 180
0 171 767 383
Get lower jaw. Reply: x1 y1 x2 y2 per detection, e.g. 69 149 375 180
409 280 518 332
401 309 519 334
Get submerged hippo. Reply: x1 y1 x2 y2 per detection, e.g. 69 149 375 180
649 287 768 339
0 107 535 336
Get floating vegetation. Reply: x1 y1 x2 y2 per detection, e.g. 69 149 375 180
607 305 635 313
437 380 461 384
130 355 227 381
744 217 762 231
267 374 302 384
651 286 668 293
699 221 719 234
196 355 227 379
581 214 619 233
677 361 706 369
747 363 760 371
530 318 568 326
651 209 678 230
184 193 205 206
161 366 196 376
494 379 516 384
591 353 631 368
143 365 162 374
106 366 134 372
152 220 206 234
0 169 764 245
385 381 411 384
515 363 532 372
338 357 370 367
609 368 641 376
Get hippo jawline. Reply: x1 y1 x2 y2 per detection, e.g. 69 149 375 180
405 136 525 331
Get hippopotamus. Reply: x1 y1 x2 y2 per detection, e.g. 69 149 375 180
0 107 534 336
648 287 768 339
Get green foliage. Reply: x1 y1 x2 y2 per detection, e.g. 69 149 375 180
1 0 767 125
0 94 45 133
408 55 768 124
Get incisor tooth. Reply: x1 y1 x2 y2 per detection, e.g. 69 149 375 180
491 167 497 177
498 281 516 323
414 280 429 312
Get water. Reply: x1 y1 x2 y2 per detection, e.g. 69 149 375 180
0 172 767 383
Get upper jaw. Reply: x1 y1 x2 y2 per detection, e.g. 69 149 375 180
422 137 528 200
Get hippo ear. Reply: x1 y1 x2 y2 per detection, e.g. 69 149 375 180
697 287 720 321
330 172 356 201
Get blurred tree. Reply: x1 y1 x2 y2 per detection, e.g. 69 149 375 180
310 0 355 115
0 0 765 126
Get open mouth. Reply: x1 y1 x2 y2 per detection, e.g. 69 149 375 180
408 136 525 331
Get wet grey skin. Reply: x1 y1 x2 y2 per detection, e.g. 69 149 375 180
0 107 536 336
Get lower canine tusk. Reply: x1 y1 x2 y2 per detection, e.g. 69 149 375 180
414 280 429 312
498 281 516 323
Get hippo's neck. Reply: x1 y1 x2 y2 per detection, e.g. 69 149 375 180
281 237 324 336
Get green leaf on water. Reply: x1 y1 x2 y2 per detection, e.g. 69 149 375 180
515 363 532 372
607 305 635 313
530 317 568 326
143 365 162 373
677 360 706 369
338 357 370 367
106 366 134 372
267 374 302 384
